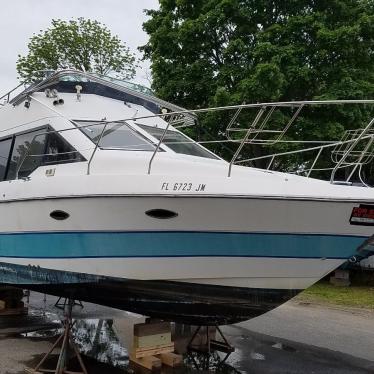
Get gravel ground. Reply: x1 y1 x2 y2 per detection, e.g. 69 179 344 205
0 337 51 374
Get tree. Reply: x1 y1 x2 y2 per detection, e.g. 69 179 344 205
141 0 374 182
17 18 137 81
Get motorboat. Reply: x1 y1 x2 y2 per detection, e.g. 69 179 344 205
0 70 373 325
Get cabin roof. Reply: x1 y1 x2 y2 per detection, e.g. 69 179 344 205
9 70 195 119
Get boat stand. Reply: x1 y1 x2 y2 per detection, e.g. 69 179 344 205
25 299 88 374
55 297 84 310
187 325 234 363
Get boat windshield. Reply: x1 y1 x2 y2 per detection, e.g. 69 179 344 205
136 123 218 159
92 74 154 97
56 72 154 96
78 121 155 151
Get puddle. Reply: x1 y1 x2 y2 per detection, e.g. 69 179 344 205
21 318 129 368
270 342 297 353
253 336 297 354
249 352 265 361
11 302 296 373
184 351 242 373
73 319 129 368
22 327 62 339
19 317 242 373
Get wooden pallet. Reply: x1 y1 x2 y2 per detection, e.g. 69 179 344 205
130 352 183 370
157 352 183 367
132 342 175 359
130 322 183 370
0 306 28 316
130 354 162 371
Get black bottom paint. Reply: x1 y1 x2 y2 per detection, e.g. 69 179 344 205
0 262 300 325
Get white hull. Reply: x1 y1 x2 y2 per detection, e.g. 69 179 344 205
0 256 344 290
0 195 368 291
0 194 369 235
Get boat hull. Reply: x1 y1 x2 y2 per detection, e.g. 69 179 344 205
0 262 300 325
0 195 371 324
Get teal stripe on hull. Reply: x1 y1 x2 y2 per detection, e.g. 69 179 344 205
0 231 367 259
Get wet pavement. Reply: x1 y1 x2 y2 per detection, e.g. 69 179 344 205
0 292 373 374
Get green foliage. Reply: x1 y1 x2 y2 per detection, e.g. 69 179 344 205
17 18 137 81
300 281 374 309
141 0 374 181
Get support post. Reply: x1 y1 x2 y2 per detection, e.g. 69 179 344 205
25 299 88 374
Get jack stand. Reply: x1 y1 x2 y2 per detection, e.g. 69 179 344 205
24 290 30 306
55 297 84 310
187 325 234 363
25 299 88 374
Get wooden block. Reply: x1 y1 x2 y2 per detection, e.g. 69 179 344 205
0 306 28 316
130 354 162 370
0 300 6 310
133 343 175 358
158 352 183 367
334 269 350 280
134 322 170 337
330 277 351 287
134 332 172 348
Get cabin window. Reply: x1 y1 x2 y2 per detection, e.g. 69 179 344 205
6 127 85 180
7 128 47 180
78 121 155 151
0 138 12 181
136 124 218 159
43 131 85 165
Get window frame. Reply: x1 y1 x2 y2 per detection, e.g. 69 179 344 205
41 127 86 166
135 122 220 160
0 136 14 182
5 125 50 180
0 125 86 181
73 119 164 152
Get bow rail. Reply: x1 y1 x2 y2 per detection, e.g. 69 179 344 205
2 70 373 186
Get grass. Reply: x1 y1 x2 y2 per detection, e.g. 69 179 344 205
298 281 374 310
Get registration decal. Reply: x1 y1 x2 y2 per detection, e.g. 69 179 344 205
350 204 374 226
161 182 206 192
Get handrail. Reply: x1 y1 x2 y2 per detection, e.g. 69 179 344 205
236 134 374 164
225 108 243 139
345 136 374 183
9 89 374 185
11 120 374 183
0 83 26 105
87 123 108 175
228 106 266 177
330 118 374 183
147 114 175 174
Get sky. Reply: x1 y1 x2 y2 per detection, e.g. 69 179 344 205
0 0 159 94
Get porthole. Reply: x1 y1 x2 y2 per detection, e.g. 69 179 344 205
145 209 178 219
50 210 70 221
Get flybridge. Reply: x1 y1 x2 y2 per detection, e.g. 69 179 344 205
1 70 192 116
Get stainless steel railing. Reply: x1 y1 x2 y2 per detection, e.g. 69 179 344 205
13 113 374 186
16 97 374 185
0 83 26 106
5 69 374 185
